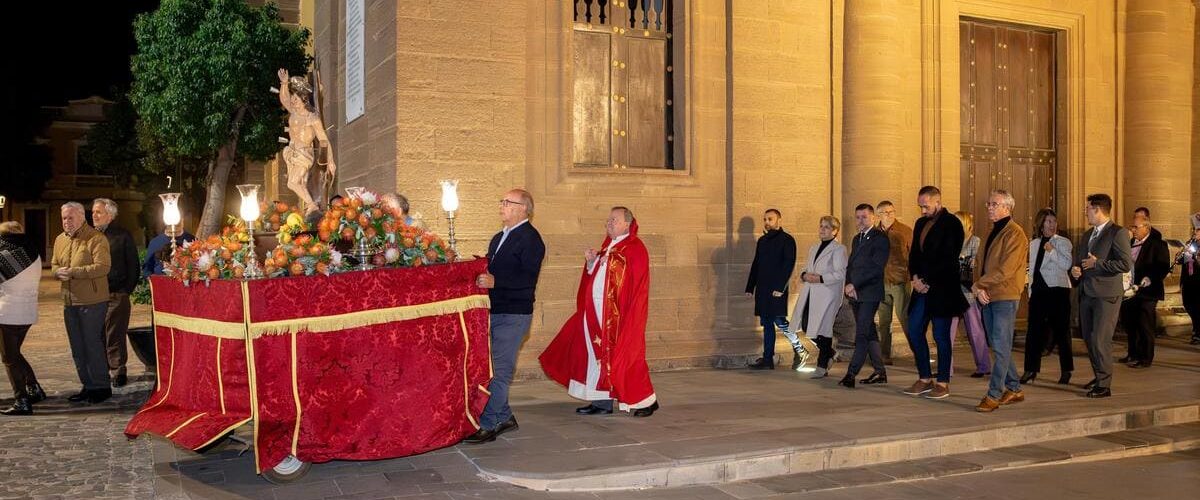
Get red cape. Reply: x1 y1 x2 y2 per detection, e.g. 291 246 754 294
539 220 655 407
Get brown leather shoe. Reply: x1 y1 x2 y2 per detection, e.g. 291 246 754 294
976 396 1000 412
924 383 950 399
999 389 1025 405
902 380 935 396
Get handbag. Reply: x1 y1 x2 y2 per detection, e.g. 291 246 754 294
958 255 974 288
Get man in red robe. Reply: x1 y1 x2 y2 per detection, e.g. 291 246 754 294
539 207 658 417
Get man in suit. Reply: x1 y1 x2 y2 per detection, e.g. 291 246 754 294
839 204 890 388
1070 193 1133 398
1118 213 1169 368
971 190 1029 412
91 198 140 388
745 209 798 370
902 186 969 399
463 188 546 444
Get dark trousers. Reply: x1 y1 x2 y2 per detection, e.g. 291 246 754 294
1181 279 1199 337
1024 286 1073 373
1079 294 1120 390
814 336 834 370
105 292 132 378
760 315 789 363
64 303 112 391
479 313 532 430
1120 297 1157 364
0 324 39 398
847 300 885 376
906 294 954 383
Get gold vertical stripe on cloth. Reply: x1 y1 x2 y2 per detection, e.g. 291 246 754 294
241 282 264 474
290 330 303 455
458 312 479 430
136 327 177 416
216 338 226 415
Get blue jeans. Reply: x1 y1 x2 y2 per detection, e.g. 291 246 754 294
981 300 1020 399
479 313 533 430
761 316 789 362
906 294 953 383
64 303 111 390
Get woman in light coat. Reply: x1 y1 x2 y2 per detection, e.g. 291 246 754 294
0 221 45 416
1022 208 1074 384
787 216 847 378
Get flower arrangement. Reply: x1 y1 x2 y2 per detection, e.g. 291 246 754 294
380 225 456 267
263 233 345 277
164 222 253 284
316 190 397 249
258 201 302 232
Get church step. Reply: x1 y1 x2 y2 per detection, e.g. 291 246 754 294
473 402 1199 491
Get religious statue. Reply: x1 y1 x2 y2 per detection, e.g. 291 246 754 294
277 68 337 215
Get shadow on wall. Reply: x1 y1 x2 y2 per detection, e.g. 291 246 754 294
708 215 759 362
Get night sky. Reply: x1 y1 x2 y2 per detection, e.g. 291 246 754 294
4 1 159 121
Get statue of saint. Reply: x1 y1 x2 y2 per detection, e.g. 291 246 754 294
277 68 337 215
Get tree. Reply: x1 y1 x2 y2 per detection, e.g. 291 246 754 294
130 0 309 237
79 91 143 188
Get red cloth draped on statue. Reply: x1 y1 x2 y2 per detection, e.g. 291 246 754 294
539 220 655 408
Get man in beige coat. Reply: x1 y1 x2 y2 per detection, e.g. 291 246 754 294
51 202 113 404
972 190 1028 412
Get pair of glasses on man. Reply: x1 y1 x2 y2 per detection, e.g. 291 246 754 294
499 199 524 207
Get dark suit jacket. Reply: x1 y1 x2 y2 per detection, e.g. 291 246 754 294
1130 230 1170 301
1072 222 1133 299
845 228 889 303
908 208 969 317
102 224 140 294
745 228 797 317
486 222 546 315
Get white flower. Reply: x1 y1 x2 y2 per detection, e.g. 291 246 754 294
197 251 214 271
384 247 400 263
359 191 378 205
329 250 343 267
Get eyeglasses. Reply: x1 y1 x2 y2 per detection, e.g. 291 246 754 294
499 199 524 207
985 202 1002 208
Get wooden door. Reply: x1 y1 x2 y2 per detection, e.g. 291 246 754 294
960 20 1057 239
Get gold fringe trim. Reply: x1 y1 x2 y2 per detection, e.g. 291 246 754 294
153 312 246 339
248 295 491 337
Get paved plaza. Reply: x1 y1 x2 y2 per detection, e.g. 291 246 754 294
2 273 1198 499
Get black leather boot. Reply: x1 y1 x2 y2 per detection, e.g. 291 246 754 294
26 383 46 404
0 397 32 416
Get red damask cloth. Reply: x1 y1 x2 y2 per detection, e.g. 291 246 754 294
125 259 493 473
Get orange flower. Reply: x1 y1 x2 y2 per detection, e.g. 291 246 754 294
270 214 281 224
275 201 289 213
206 235 222 246
425 249 439 262
371 208 383 219
289 262 304 276
381 221 394 233
357 213 370 227
221 249 233 260
315 262 328 275
225 241 242 252
207 267 220 280
295 234 312 246
264 257 276 268
233 267 245 279
349 198 362 210
290 245 307 258
345 208 358 221
331 197 345 208
411 259 423 267
330 209 345 220
318 229 332 242
340 228 355 241
403 237 415 248
364 227 377 240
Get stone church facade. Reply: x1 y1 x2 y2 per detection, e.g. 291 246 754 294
305 0 1199 374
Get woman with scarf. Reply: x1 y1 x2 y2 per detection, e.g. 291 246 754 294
0 221 45 415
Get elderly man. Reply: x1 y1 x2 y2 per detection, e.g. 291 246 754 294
51 202 113 404
1118 214 1169 369
541 207 658 417
874 200 912 364
463 188 545 444
972 190 1029 412
1071 194 1133 398
92 199 139 388
380 192 424 229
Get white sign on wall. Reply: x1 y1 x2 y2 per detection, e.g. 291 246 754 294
345 0 365 123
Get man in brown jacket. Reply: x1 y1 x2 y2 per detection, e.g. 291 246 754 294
874 201 912 364
51 202 113 404
971 190 1028 412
